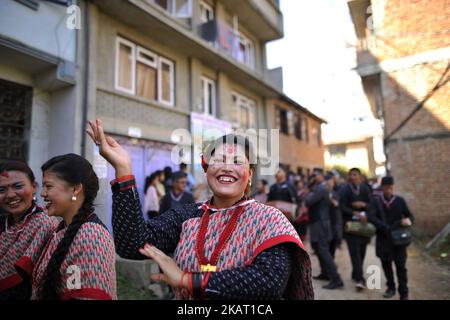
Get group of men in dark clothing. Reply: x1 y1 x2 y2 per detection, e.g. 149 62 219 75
311 168 413 299
255 165 414 300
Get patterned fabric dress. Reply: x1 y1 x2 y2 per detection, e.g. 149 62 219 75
16 213 117 300
0 203 55 300
112 176 314 300
174 200 313 299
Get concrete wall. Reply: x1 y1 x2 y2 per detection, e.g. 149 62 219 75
0 0 76 62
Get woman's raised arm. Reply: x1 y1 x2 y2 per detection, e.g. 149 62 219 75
86 119 132 178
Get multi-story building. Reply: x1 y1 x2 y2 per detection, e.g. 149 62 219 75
348 0 450 234
81 0 289 226
0 0 326 232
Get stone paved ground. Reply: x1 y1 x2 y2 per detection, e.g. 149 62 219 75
307 240 450 300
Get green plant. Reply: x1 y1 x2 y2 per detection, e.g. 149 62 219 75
116 271 158 300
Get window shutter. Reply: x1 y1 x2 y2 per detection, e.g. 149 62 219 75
287 111 295 136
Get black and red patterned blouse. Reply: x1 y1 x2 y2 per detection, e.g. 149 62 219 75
112 175 314 300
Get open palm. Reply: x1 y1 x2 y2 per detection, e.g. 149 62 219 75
86 119 132 177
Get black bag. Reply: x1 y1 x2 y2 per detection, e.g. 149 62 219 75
377 198 412 247
389 227 412 247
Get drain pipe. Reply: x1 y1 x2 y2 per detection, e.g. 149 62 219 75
80 0 90 157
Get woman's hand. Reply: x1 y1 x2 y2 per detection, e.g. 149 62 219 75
139 243 185 288
86 119 132 178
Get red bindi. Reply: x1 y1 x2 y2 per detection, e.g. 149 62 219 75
224 145 238 155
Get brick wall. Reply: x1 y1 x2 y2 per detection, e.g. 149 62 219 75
270 99 325 174
374 0 450 234
374 0 450 60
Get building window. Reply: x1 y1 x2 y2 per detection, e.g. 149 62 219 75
0 79 32 161
200 1 214 23
329 145 346 157
231 92 255 129
152 0 192 17
311 126 321 146
301 117 308 142
201 76 216 116
136 47 157 100
236 32 254 69
277 107 289 135
294 114 301 140
115 37 136 95
115 36 175 106
158 57 175 105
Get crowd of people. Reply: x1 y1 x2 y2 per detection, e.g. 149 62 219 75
0 120 314 300
143 163 196 219
252 166 414 300
0 119 414 300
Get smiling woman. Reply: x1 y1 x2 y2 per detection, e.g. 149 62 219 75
18 154 117 300
87 118 314 300
0 161 55 300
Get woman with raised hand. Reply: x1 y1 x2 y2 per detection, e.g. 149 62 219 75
22 153 117 300
87 119 313 300
0 161 55 300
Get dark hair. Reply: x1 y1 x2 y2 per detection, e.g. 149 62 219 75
202 134 257 173
260 179 268 186
180 163 187 170
172 171 187 182
145 172 160 193
349 167 362 175
0 160 35 183
163 166 172 181
278 164 288 174
381 176 394 186
40 153 99 299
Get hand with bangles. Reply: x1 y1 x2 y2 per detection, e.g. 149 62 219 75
139 243 186 288
138 243 204 297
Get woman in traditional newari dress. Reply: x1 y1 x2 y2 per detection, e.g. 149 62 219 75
17 153 117 300
0 161 54 300
87 119 313 300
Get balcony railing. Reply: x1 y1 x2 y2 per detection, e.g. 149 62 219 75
199 19 255 69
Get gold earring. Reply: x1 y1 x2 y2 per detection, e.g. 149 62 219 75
71 195 77 201
248 181 252 187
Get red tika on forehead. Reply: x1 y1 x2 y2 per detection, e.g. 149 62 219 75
0 170 9 178
224 144 238 154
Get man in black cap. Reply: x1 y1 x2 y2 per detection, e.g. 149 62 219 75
368 176 414 300
305 168 344 289
159 171 195 214
338 167 373 290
